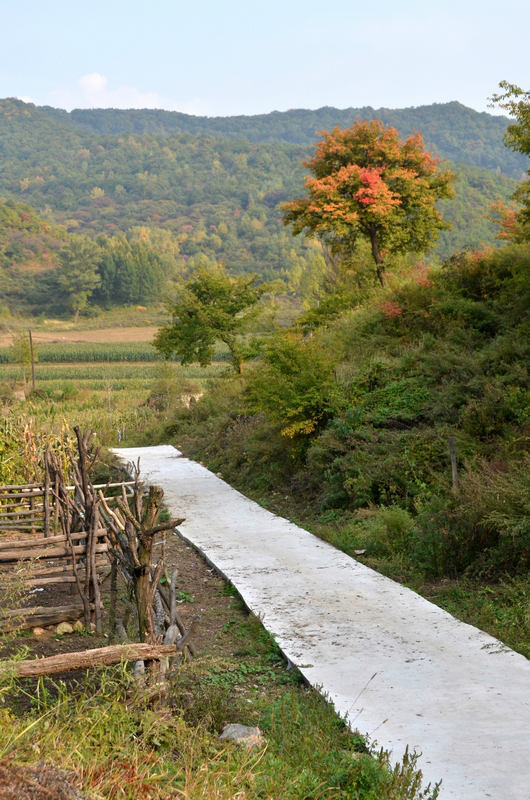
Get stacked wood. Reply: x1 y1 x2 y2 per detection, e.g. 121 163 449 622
99 464 185 647
0 484 48 534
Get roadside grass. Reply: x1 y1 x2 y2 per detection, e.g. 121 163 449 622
264 511 530 662
0 595 438 799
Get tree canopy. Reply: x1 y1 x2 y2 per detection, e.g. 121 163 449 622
490 82 530 233
282 121 456 286
57 235 101 322
154 264 270 373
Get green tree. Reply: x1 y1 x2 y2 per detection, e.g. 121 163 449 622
246 331 340 438
490 82 530 232
57 235 101 322
154 264 270 373
10 331 34 388
282 120 456 287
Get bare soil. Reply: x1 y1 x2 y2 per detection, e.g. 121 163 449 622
0 327 158 347
1 527 246 664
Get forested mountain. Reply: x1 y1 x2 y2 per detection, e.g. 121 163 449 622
40 101 528 179
0 97 525 315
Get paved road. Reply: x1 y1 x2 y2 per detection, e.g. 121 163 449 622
114 445 530 798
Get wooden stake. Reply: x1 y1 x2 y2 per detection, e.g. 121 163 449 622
449 437 459 489
28 329 36 393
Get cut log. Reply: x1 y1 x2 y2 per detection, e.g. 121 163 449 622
0 603 86 633
4 643 179 677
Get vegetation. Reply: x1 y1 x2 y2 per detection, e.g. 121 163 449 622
0 98 525 321
0 600 437 799
40 100 529 178
143 236 530 659
155 265 273 373
283 121 455 286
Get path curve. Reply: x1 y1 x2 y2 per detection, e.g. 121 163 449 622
114 445 530 799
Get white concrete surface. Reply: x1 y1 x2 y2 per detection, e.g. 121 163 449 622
113 445 530 799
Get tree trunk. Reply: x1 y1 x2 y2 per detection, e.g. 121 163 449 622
135 540 155 643
368 225 386 288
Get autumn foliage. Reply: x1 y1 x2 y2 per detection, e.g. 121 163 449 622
282 120 455 286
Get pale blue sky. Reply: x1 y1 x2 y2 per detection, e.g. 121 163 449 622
1 0 528 116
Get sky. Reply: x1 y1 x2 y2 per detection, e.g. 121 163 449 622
0 0 529 118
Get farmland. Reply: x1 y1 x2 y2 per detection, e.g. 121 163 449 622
0 327 225 448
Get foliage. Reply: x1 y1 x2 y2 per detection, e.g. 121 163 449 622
154 264 271 373
490 82 530 231
282 121 456 286
246 331 342 437
0 98 523 320
57 235 101 321
160 241 530 586
42 99 529 179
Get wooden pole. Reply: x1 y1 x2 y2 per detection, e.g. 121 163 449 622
449 437 459 489
28 329 36 393
43 447 51 538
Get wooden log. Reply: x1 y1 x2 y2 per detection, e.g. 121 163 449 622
0 603 86 633
0 530 105 551
0 490 44 499
0 509 44 519
4 643 179 677
0 543 108 562
0 500 45 510
0 524 45 531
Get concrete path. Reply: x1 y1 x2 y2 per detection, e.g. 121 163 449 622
114 445 530 799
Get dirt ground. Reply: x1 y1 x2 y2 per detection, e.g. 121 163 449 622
0 327 158 347
1 527 246 663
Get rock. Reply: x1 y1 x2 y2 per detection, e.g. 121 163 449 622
73 619 84 632
56 622 74 635
33 627 47 636
219 723 264 748
89 622 97 632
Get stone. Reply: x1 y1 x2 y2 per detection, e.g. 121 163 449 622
33 627 47 636
219 723 264 748
56 622 74 635
73 619 84 632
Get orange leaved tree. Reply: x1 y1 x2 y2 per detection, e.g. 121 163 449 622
282 120 455 287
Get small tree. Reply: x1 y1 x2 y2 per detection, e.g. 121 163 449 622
10 331 36 390
154 264 270 374
282 120 455 287
490 82 530 234
57 235 101 322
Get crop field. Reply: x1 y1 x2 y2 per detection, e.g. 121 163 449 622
0 358 225 448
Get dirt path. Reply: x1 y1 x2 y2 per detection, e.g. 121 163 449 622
0 327 158 347
113 444 530 800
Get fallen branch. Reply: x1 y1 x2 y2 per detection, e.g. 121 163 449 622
4 643 179 678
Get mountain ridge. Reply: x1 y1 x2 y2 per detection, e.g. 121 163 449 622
35 99 528 179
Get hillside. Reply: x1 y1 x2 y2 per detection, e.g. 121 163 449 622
41 101 529 179
0 99 521 297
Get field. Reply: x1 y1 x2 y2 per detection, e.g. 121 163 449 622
0 329 227 448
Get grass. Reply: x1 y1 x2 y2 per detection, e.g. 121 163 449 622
0 595 438 799
0 359 225 448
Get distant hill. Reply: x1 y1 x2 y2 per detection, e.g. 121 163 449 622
0 97 524 311
40 101 528 179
